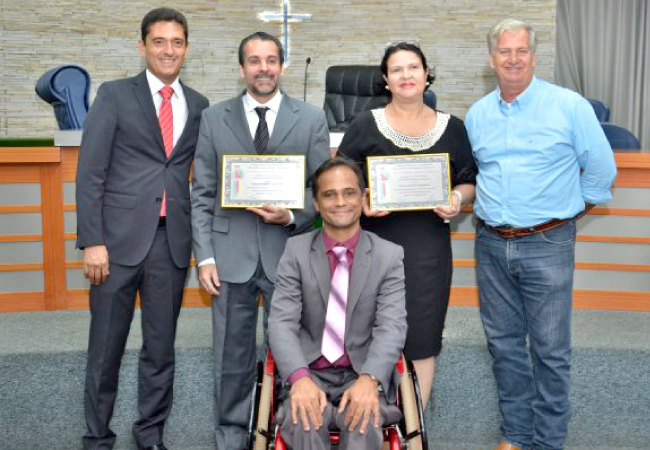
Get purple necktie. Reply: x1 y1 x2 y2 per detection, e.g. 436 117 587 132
321 246 349 363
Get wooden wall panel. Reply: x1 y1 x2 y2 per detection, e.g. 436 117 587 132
1 147 649 313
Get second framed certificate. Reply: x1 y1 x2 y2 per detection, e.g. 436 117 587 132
367 154 451 211
221 155 305 209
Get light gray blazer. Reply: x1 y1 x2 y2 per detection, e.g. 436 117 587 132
191 93 330 284
268 229 407 402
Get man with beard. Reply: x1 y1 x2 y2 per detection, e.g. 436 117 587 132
191 31 330 450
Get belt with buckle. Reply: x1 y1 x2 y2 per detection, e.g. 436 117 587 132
478 217 571 238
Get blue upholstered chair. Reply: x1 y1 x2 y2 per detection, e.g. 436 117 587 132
35 65 91 129
323 65 436 132
601 123 641 151
586 98 611 122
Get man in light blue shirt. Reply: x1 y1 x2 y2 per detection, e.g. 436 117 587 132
465 19 616 450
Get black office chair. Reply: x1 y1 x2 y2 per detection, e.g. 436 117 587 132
586 98 611 122
601 123 641 151
35 65 91 129
323 65 436 132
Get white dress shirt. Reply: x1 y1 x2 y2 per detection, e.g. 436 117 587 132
146 69 188 147
242 90 283 139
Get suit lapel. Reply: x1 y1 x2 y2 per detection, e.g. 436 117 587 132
132 71 165 156
310 231 331 308
224 92 256 154
268 94 299 151
346 231 371 316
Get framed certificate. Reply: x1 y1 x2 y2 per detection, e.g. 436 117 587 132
221 155 306 209
367 154 451 211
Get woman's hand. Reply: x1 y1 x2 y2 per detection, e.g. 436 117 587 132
434 190 462 223
363 188 391 217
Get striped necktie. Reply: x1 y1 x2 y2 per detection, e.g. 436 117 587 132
254 106 270 154
321 246 349 363
158 86 173 216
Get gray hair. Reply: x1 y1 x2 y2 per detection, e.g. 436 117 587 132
487 19 537 54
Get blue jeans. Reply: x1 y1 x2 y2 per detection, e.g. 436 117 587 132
475 221 576 450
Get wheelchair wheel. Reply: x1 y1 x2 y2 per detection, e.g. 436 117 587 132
252 358 275 450
398 359 428 450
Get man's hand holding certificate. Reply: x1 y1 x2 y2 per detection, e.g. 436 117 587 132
221 155 306 209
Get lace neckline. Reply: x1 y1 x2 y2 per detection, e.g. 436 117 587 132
372 108 450 152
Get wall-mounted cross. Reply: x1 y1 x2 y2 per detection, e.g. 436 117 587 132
258 0 312 66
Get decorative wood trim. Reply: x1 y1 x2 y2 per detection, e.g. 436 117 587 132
450 232 650 245
614 153 650 169
573 289 650 311
614 153 650 188
0 205 42 213
576 235 650 244
454 260 476 267
0 287 646 312
460 206 650 216
590 207 650 216
0 234 43 243
61 147 79 182
453 259 650 272
577 262 650 272
40 164 67 310
449 287 650 311
0 164 42 182
0 147 61 163
65 289 90 310
181 288 213 307
65 287 212 310
0 292 46 312
0 263 43 271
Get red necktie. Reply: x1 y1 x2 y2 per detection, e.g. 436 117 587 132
158 86 173 216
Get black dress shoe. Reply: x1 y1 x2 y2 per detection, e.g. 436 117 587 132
140 444 168 450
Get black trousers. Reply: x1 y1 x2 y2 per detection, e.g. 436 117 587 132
82 227 187 450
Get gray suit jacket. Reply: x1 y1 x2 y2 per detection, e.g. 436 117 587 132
191 93 330 284
268 229 407 402
76 71 209 268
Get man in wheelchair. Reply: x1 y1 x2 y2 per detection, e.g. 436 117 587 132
268 157 408 450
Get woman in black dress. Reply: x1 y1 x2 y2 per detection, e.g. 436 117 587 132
337 42 477 407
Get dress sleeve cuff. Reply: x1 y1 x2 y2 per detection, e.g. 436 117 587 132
582 186 613 205
288 367 310 385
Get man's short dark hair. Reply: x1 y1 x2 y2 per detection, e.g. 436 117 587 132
238 32 285 66
141 7 189 43
312 157 366 197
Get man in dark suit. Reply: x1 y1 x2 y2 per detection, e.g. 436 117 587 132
268 157 407 450
76 8 209 450
191 32 330 450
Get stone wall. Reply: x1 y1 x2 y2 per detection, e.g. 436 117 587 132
0 0 556 137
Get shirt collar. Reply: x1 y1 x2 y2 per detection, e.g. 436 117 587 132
497 75 538 110
243 90 283 114
323 229 361 255
145 69 182 98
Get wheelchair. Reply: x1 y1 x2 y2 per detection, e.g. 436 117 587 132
247 351 428 450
